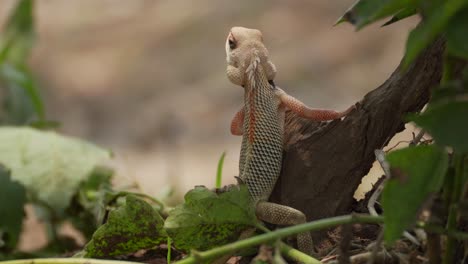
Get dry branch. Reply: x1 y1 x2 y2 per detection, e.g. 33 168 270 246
270 38 446 242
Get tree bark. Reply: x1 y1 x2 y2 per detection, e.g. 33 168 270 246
269 38 445 241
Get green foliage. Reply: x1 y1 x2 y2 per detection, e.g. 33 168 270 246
164 185 256 251
83 195 167 257
403 0 468 67
336 0 416 29
66 166 114 239
0 166 26 249
0 0 46 126
338 0 468 67
411 101 468 152
382 7 417 26
0 0 34 65
0 127 111 213
382 146 448 244
446 7 468 59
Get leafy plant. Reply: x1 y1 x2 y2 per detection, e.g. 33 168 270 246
0 166 26 250
339 0 468 263
83 195 167 258
0 0 47 127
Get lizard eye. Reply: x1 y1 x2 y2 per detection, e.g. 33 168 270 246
228 38 237 50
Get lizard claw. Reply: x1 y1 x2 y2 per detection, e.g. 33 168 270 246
234 176 245 185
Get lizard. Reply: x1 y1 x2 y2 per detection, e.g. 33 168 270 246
225 26 355 255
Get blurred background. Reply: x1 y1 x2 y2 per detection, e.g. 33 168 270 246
1 0 418 219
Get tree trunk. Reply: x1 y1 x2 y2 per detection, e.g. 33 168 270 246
269 38 445 241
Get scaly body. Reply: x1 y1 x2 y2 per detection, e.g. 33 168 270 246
225 27 354 254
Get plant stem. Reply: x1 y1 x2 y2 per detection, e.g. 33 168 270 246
256 223 319 263
167 237 172 264
279 243 320 264
0 259 141 264
175 214 383 264
418 221 468 240
443 154 465 264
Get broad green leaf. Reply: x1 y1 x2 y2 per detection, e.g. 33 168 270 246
84 195 166 257
164 185 256 251
0 166 26 249
382 145 448 244
446 7 468 59
0 127 111 213
382 7 417 26
403 0 468 67
410 101 468 153
337 0 415 29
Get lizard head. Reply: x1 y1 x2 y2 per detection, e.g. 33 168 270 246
225 27 276 86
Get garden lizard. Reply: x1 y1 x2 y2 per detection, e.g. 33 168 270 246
225 26 354 254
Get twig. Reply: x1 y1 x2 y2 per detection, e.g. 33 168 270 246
326 251 398 264
372 149 421 246
409 130 425 146
338 224 352 264
385 140 412 152
366 231 383 264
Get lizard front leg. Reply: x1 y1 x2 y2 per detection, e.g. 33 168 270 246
275 87 354 121
256 201 314 255
230 107 244 136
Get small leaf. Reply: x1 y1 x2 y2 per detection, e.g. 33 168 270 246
446 7 468 59
216 152 226 188
84 195 167 257
410 101 468 153
382 145 448 244
337 0 415 29
0 127 111 213
0 0 34 65
164 185 256 251
0 165 26 249
382 7 417 26
403 0 468 67
67 166 114 238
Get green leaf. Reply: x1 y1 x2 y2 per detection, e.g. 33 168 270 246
382 7 417 26
382 145 448 244
337 0 415 29
84 195 167 257
216 151 226 188
403 0 468 67
164 185 257 251
66 166 114 238
1 64 45 124
0 165 26 249
446 7 468 59
410 101 468 153
0 0 34 65
0 127 111 213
